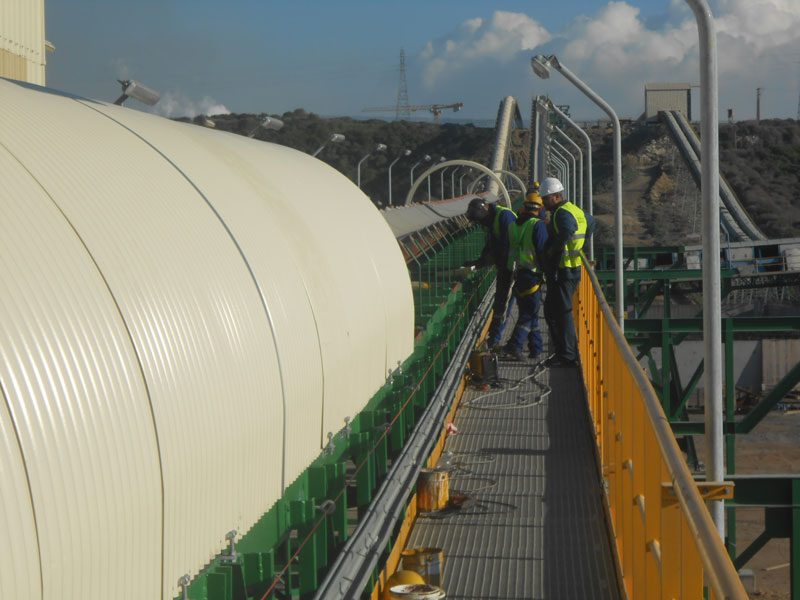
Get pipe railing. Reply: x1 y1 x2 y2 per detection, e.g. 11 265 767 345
576 259 747 599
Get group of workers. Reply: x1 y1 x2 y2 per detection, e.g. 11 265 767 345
465 176 595 367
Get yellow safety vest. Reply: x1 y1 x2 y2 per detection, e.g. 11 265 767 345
491 205 515 237
552 202 587 269
507 217 542 273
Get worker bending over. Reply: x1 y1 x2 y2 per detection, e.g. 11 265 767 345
465 197 516 350
539 177 595 367
501 191 549 361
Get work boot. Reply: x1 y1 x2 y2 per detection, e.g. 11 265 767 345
502 345 524 361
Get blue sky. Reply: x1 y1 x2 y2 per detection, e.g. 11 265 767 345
45 1 800 122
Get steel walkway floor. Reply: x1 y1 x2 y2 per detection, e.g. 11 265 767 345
407 327 621 599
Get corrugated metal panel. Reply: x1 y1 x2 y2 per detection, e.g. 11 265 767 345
381 197 476 238
0 143 162 599
0 0 45 84
0 394 41 600
0 80 282 599
762 339 800 391
83 103 325 487
646 88 690 119
194 127 413 446
0 78 414 598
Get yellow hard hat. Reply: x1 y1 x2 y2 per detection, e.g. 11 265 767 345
524 191 543 207
384 571 426 599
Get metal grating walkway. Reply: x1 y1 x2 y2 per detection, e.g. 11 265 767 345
407 328 621 599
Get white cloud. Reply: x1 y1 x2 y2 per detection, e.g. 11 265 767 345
417 0 800 119
421 11 550 86
152 91 231 119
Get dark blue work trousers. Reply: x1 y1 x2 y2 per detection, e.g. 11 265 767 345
488 267 513 346
544 276 580 361
507 287 542 356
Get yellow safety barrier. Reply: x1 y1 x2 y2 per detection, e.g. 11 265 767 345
575 261 747 599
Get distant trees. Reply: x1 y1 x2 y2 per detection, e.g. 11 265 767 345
205 110 494 206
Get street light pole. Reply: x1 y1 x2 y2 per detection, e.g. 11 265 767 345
686 0 724 539
548 101 593 260
550 148 571 202
451 167 460 197
429 156 445 201
532 54 624 331
388 149 411 206
440 167 449 200
552 127 583 210
552 138 577 206
410 154 431 186
312 133 345 157
459 168 471 196
549 153 568 193
357 143 386 188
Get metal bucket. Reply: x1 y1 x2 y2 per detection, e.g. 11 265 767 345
417 468 449 512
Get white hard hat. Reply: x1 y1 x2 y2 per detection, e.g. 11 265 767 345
539 177 565 197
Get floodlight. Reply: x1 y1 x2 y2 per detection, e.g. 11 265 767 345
531 55 553 80
114 79 160 106
247 116 284 138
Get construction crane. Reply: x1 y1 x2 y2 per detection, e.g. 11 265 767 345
362 103 464 124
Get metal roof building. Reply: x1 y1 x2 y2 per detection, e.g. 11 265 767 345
0 78 413 600
644 82 693 121
0 0 48 85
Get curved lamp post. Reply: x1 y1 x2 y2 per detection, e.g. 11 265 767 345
312 133 345 157
356 143 386 188
410 154 431 186
552 138 577 206
532 53 624 331
686 0 724 540
450 167 460 198
548 102 593 260
429 156 445 201
388 148 412 205
552 127 583 209
439 167 450 200
549 154 568 193
459 168 472 196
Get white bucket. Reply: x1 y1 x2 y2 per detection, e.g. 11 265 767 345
389 583 446 600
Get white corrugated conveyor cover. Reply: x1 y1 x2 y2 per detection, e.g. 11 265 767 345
0 79 413 600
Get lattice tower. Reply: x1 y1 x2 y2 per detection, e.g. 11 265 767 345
396 49 411 120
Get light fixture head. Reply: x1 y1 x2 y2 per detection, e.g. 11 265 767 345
115 79 160 106
423 154 431 161
438 156 446 162
531 55 552 80
260 116 284 131
330 133 345 143
374 143 387 152
403 149 412 156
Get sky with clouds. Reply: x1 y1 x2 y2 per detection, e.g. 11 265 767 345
44 0 800 122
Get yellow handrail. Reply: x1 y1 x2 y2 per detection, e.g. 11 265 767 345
576 260 747 599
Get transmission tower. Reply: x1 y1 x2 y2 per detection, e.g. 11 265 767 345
396 48 411 120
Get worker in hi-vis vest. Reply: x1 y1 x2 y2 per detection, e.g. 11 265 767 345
465 197 517 350
539 177 595 367
500 190 549 361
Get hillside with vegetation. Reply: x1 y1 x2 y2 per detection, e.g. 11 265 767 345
189 111 800 246
196 110 493 207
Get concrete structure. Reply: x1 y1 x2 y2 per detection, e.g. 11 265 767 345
645 82 693 120
0 0 49 85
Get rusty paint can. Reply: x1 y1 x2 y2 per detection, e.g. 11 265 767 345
417 468 449 512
